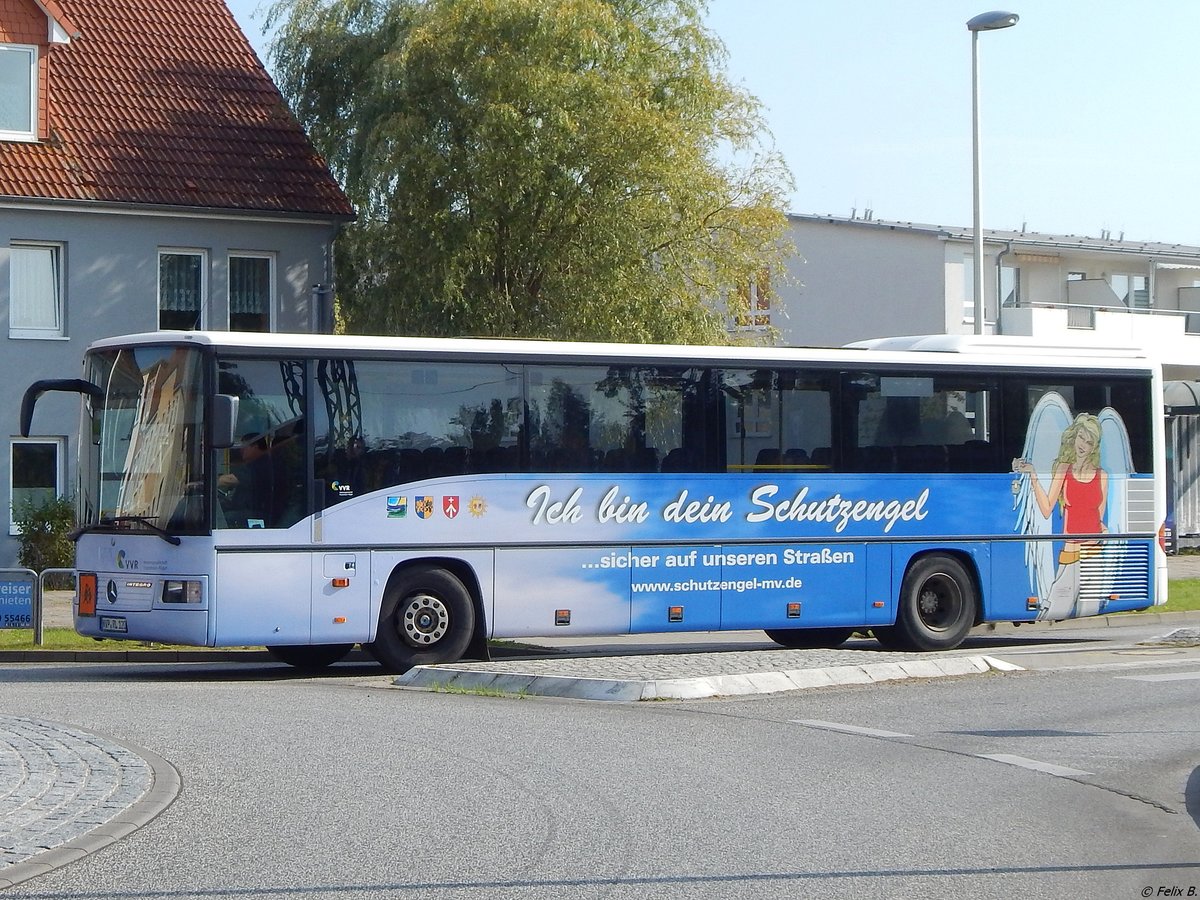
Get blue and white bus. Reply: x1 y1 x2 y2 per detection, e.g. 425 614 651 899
21 331 1166 671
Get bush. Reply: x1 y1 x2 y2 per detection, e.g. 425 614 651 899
13 495 76 588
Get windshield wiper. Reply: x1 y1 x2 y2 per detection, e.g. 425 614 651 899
72 516 182 546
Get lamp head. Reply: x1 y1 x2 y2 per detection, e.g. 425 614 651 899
967 11 1019 31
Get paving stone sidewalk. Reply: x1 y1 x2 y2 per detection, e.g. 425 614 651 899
0 716 177 890
437 645 930 681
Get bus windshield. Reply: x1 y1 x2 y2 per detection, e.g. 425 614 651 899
80 345 206 535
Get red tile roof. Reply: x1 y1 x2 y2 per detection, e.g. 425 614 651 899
0 0 353 218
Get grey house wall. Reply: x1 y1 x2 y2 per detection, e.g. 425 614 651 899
1 203 338 565
773 218 955 347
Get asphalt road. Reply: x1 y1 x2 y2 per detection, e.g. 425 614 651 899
2 627 1198 900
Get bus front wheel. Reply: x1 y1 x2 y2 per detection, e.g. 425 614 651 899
875 554 976 652
367 566 475 673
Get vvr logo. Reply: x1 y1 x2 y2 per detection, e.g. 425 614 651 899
116 550 139 570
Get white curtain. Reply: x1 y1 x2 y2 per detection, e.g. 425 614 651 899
10 245 60 331
0 47 35 134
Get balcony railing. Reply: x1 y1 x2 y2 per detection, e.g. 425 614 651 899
1015 300 1197 326
1000 301 1200 339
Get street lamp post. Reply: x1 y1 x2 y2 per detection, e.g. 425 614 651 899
968 10 1018 335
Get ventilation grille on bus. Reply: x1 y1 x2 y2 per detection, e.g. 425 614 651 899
1125 480 1157 533
1079 541 1150 604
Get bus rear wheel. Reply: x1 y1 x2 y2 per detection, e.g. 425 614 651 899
266 643 354 670
367 565 475 673
764 627 854 649
875 554 976 652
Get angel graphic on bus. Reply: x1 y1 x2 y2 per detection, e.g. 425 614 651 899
1012 392 1133 620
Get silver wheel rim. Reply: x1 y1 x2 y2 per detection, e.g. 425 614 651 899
400 593 450 647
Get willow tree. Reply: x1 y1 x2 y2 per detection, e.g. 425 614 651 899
268 0 793 343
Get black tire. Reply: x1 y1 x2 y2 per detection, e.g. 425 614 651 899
880 554 977 651
266 643 354 670
764 627 854 649
366 565 476 673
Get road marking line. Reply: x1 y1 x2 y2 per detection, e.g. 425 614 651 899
1115 671 1200 682
978 753 1091 778
791 719 913 738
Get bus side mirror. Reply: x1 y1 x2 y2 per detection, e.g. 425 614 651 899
211 394 239 449
21 378 103 437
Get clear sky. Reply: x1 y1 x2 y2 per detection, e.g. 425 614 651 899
226 0 1200 247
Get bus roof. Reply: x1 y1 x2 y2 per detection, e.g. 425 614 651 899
84 330 1157 374
846 333 1152 358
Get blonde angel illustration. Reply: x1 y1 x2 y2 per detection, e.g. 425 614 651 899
1013 392 1132 620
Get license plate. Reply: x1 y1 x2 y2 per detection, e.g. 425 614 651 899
99 616 128 634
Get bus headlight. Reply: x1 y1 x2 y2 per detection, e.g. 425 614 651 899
162 580 202 604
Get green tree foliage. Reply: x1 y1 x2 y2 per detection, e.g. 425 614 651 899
268 0 793 343
14 495 75 582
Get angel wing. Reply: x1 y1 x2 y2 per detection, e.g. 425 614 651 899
1098 407 1133 531
1013 391 1072 602
1095 406 1134 597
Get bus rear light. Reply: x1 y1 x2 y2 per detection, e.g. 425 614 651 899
1159 523 1167 552
162 580 201 604
78 573 97 617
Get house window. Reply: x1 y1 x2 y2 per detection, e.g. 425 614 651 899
733 271 772 330
9 243 64 338
0 44 37 141
9 439 63 534
1000 265 1020 308
1067 271 1086 281
229 254 273 332
962 256 977 323
1112 273 1150 309
159 250 206 330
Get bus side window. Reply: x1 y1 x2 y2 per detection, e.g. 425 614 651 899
849 371 997 474
721 368 833 474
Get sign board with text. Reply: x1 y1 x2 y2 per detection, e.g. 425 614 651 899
0 576 34 629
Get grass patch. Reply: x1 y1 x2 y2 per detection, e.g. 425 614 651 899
0 627 122 651
1161 579 1200 613
0 627 243 652
429 681 527 699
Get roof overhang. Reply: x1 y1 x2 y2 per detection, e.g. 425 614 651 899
32 0 80 43
0 194 354 227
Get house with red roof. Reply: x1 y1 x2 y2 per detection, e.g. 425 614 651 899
1 0 353 562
